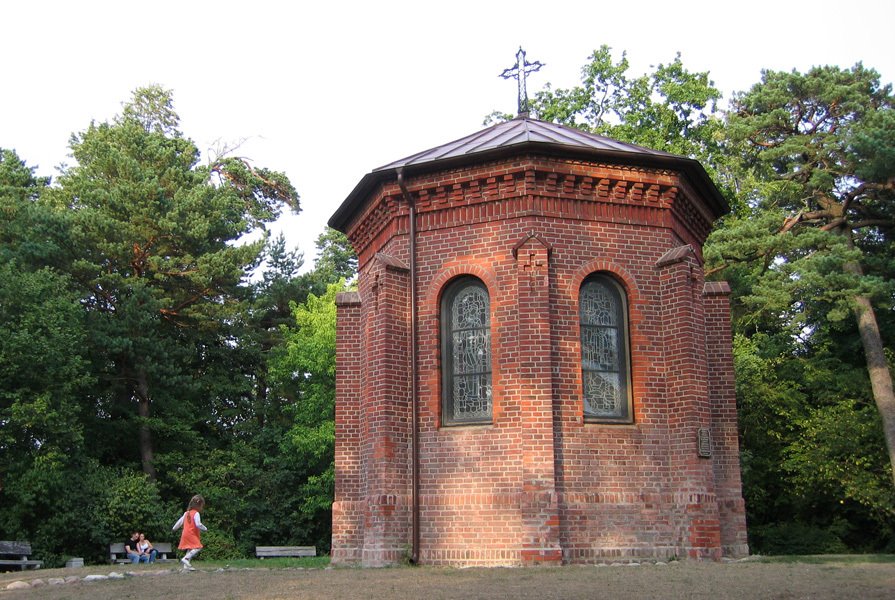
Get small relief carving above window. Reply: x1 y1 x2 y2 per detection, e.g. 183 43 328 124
442 278 492 425
580 275 632 423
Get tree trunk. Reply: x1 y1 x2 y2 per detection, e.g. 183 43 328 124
135 368 158 482
850 294 895 485
841 232 895 486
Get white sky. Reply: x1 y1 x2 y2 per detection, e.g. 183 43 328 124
3 1 893 270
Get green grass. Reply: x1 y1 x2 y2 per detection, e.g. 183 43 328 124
190 555 895 569
196 554 895 569
191 556 331 569
754 554 895 564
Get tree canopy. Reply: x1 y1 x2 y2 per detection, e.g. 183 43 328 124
520 49 895 552
717 64 895 480
0 87 353 565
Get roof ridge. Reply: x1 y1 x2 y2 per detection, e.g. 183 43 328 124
376 117 679 172
330 117 728 232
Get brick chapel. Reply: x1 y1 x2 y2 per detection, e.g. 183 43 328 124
328 111 749 566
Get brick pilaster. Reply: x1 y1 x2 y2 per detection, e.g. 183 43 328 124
332 291 363 564
703 282 749 557
657 246 721 559
514 234 562 564
359 256 412 566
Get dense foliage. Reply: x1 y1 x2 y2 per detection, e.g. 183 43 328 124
521 50 895 553
713 63 895 552
0 89 354 566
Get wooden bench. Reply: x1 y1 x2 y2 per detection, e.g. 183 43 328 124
255 546 316 558
109 542 174 563
0 541 42 570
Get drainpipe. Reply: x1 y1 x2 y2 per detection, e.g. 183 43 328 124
396 167 420 564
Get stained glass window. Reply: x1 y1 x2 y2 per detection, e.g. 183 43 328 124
442 278 492 425
580 275 631 422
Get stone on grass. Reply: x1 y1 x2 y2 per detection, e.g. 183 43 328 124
6 581 31 590
84 574 109 581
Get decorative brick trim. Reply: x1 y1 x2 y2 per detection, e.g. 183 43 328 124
655 244 695 267
511 230 552 259
344 156 712 269
567 259 641 305
703 281 732 296
335 291 361 306
423 261 500 308
562 546 681 563
374 252 409 272
420 548 522 566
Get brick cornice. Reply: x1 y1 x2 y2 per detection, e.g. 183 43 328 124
345 156 719 270
655 244 696 268
703 281 732 296
335 291 361 306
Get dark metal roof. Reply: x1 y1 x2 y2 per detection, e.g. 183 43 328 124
329 117 728 232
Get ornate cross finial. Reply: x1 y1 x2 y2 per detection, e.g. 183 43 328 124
500 47 544 118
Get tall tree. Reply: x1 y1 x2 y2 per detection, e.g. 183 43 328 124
723 64 895 484
509 49 895 546
267 280 345 549
0 149 107 563
0 148 53 264
301 227 357 297
0 149 88 492
44 86 300 479
515 46 725 178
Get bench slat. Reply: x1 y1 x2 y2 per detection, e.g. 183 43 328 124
255 546 316 558
0 541 41 570
109 541 175 563
110 542 171 552
0 541 32 555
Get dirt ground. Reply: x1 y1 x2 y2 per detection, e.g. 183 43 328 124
2 559 895 599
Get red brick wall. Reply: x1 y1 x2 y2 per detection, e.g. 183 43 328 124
332 155 748 566
332 292 363 563
704 282 750 557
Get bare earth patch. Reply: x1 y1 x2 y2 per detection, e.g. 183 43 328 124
2 559 895 599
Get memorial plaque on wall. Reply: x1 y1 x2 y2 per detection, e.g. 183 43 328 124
697 428 712 458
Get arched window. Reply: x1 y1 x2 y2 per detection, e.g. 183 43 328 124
441 277 492 425
580 274 632 422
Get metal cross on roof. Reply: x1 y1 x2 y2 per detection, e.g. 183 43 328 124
500 47 544 118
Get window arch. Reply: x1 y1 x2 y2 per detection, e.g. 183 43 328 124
441 276 492 425
579 274 632 422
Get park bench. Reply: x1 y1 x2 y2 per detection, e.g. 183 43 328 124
255 545 316 558
109 542 174 563
0 541 42 570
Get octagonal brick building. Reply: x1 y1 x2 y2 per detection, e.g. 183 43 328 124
328 117 749 566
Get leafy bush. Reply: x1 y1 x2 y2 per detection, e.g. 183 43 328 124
195 528 243 560
99 470 171 540
750 522 849 555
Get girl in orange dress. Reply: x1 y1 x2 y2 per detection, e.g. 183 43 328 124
172 494 207 570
